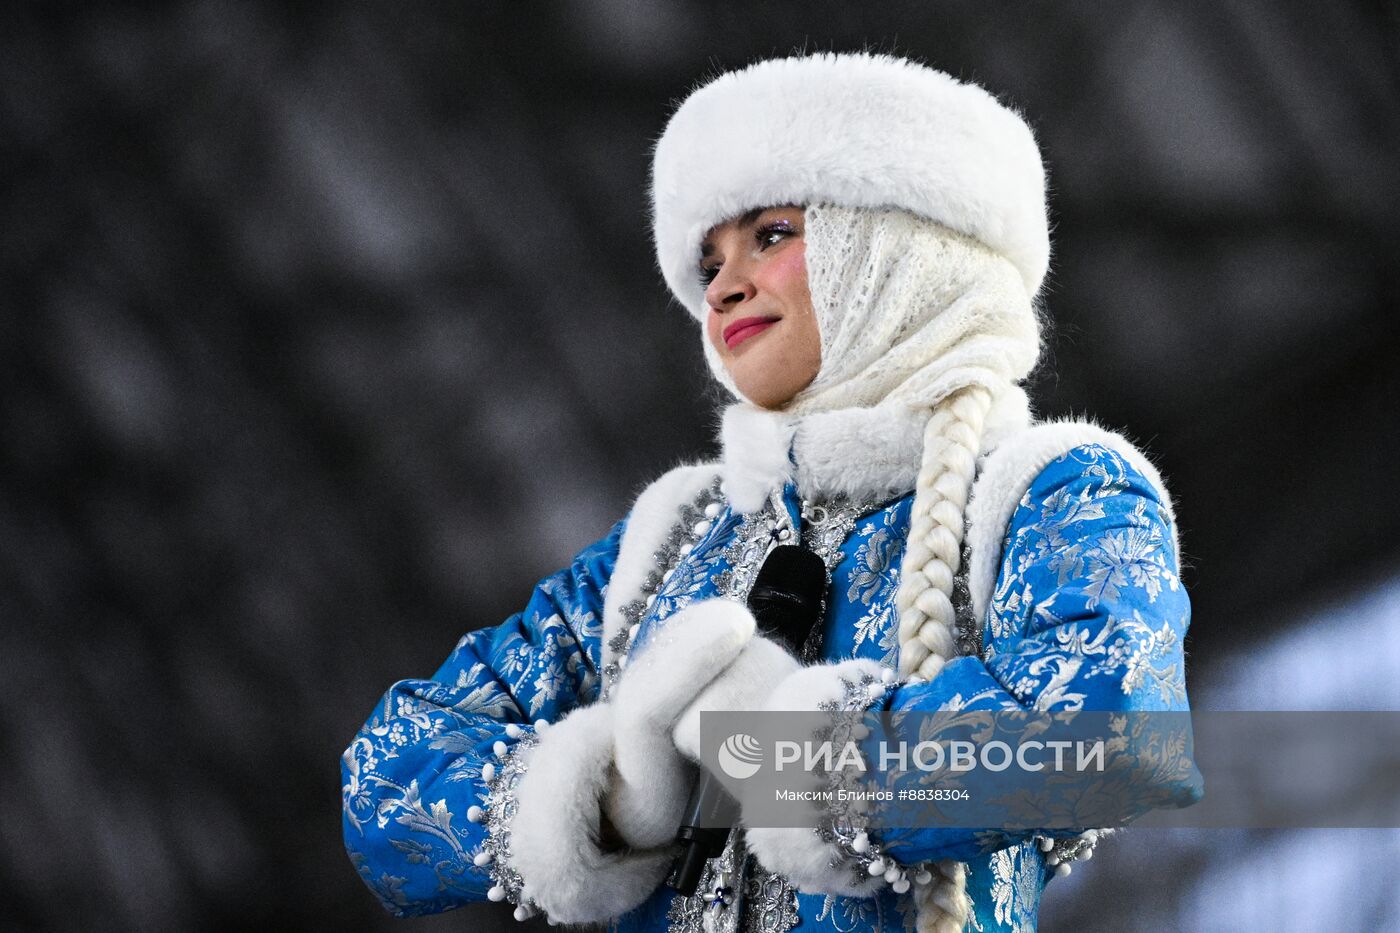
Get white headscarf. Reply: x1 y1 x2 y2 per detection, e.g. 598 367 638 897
705 204 1041 441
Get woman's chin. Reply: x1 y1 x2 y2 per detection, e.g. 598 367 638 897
723 342 820 409
734 380 800 411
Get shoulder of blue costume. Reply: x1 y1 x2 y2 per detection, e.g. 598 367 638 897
867 428 1194 863
966 419 1178 625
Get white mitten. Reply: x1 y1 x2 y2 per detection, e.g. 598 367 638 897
670 632 802 761
508 703 676 924
605 599 757 849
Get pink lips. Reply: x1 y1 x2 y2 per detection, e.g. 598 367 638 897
722 315 780 349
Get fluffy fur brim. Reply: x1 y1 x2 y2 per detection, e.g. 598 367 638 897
652 53 1049 315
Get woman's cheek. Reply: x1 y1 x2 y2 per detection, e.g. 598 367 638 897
705 310 725 355
764 241 809 303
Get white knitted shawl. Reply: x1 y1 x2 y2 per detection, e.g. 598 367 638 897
709 205 1042 507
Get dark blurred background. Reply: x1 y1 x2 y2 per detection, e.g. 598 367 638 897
3 2 1398 931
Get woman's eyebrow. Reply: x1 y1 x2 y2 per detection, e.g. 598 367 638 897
701 207 772 259
738 207 765 227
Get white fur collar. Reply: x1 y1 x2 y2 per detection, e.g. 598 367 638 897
719 390 1032 513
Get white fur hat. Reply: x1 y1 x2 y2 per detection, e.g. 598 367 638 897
651 53 1050 316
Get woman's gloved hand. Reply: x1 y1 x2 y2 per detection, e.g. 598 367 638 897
603 599 800 849
670 627 802 762
506 703 678 924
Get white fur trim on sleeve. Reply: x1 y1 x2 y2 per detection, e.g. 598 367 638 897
507 703 674 924
965 419 1179 625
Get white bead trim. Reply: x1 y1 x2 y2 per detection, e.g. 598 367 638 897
603 478 726 696
473 723 558 922
811 666 945 896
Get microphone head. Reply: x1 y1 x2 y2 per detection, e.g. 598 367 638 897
747 545 827 649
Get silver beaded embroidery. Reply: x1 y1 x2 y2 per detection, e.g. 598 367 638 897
666 826 804 933
603 477 726 698
800 498 869 570
952 538 981 658
743 858 804 933
665 826 746 933
1036 825 1113 876
713 489 795 602
480 730 542 911
811 671 926 892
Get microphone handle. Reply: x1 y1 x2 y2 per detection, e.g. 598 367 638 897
670 774 739 896
670 603 815 896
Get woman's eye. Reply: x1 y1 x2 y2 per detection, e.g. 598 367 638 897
698 264 720 286
756 223 795 248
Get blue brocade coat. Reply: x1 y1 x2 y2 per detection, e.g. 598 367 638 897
342 422 1198 933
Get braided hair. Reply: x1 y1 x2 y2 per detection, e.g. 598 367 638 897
892 385 993 931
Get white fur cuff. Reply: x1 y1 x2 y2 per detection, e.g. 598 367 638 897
507 703 674 924
746 658 896 896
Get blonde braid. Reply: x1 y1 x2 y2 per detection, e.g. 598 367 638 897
894 383 993 933
896 384 991 682
915 860 973 933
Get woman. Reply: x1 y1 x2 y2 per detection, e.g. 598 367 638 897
341 52 1197 932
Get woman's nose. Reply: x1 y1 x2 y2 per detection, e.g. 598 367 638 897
704 262 756 311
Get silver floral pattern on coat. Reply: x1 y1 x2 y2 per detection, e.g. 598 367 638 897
665 827 804 933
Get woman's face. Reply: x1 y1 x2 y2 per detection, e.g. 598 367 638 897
699 206 821 410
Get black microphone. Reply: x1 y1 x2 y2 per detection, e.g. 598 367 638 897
670 545 828 896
